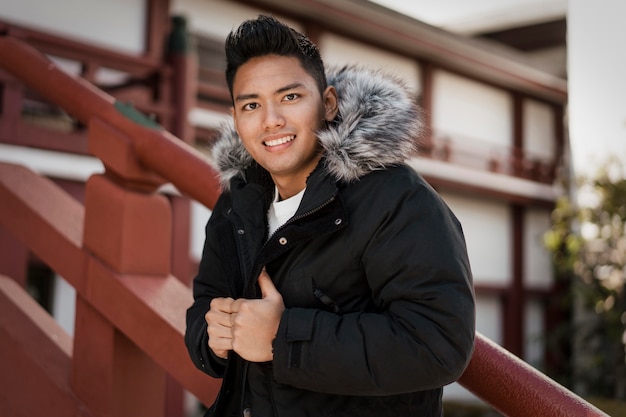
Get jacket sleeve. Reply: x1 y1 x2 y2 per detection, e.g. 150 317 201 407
184 199 236 378
271 172 476 395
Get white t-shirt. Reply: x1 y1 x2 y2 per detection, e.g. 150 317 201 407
267 186 305 237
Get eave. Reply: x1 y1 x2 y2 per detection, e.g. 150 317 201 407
235 0 567 103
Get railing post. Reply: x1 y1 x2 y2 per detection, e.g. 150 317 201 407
166 13 198 287
164 15 199 417
72 117 172 417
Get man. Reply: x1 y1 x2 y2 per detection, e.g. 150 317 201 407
185 15 475 417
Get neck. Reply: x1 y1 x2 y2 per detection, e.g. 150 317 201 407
270 154 322 200
273 178 306 201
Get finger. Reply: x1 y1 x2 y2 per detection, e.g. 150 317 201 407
207 321 233 339
206 309 233 328
210 297 235 313
230 298 243 314
257 269 280 299
208 335 232 359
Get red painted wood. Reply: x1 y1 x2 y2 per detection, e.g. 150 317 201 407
0 35 222 210
459 333 609 417
0 21 161 77
83 173 171 275
71 296 118 415
145 0 171 62
72 296 167 417
0 78 22 140
0 224 29 286
419 61 434 156
0 276 93 417
0 18 220 417
504 204 525 357
10 120 90 155
170 195 193 285
0 162 220 410
84 259 221 406
0 162 87 289
166 17 196 417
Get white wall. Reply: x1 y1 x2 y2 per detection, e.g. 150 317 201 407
432 70 513 147
440 192 512 286
52 275 76 336
523 99 556 160
568 0 626 181
190 201 212 262
0 0 146 54
444 295 503 402
171 0 290 40
319 33 422 93
0 144 103 181
523 208 554 288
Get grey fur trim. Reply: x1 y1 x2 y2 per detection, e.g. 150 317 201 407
320 65 421 182
209 65 422 188
210 121 252 189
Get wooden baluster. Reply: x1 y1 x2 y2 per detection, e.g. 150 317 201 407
73 117 170 417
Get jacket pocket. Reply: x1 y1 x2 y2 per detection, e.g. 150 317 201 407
312 279 342 314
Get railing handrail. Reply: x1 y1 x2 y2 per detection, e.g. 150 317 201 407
460 333 608 416
0 19 161 77
0 34 222 210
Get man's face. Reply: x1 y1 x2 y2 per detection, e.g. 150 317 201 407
231 54 337 197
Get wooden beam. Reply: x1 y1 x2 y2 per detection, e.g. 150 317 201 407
0 276 89 417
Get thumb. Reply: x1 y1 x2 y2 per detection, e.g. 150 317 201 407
258 268 279 299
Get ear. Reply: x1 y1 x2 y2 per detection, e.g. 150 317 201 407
323 86 339 122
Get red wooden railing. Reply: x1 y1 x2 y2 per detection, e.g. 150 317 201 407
0 32 221 417
0 34 610 417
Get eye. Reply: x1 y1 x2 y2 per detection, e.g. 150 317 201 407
242 102 259 111
283 93 299 102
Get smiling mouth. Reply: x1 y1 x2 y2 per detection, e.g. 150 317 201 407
264 135 295 147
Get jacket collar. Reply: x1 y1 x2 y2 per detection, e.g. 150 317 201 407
210 65 423 190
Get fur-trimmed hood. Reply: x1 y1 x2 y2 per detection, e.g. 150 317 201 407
210 65 422 188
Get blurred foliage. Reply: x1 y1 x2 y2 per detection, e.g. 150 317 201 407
588 397 626 417
544 158 626 400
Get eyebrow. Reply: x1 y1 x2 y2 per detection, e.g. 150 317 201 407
234 82 305 102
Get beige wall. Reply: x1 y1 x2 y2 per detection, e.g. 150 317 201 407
0 0 146 53
432 70 513 148
319 33 422 93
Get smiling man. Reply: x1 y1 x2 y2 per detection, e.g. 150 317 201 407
231 54 337 200
185 15 475 417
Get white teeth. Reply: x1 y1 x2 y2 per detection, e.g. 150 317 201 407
264 135 295 147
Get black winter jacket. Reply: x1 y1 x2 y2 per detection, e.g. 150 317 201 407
185 66 475 417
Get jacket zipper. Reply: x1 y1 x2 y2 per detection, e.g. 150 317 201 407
265 195 336 244
264 196 338 416
229 214 253 296
233 195 337 415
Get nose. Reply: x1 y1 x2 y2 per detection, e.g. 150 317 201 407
262 103 285 130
